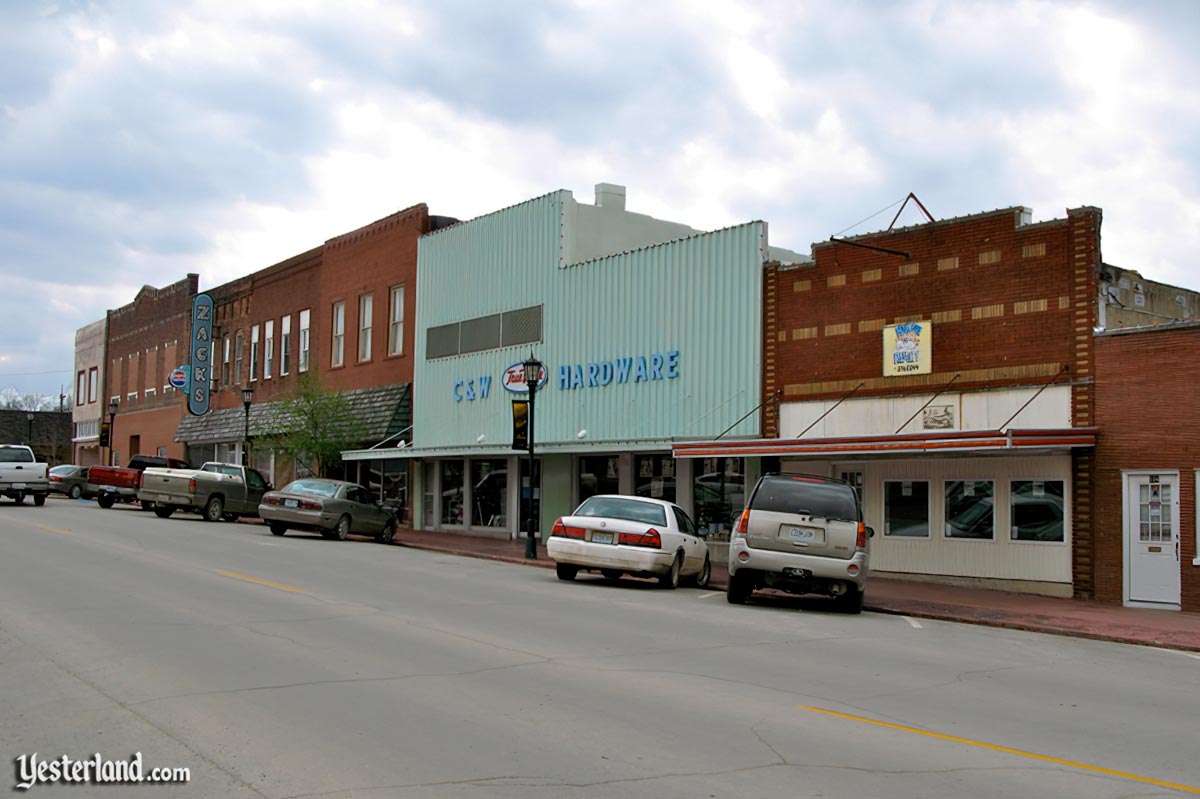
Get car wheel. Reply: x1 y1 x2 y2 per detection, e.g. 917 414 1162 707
332 515 351 541
689 555 711 589
658 552 683 590
33 493 47 507
269 522 287 536
378 521 396 544
68 484 82 500
600 569 623 580
836 586 865 615
96 494 115 509
556 563 579 581
726 570 753 604
202 495 224 523
154 505 174 519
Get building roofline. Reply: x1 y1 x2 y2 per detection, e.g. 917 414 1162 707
1096 319 1200 337
325 203 430 249
419 190 566 241
562 220 766 270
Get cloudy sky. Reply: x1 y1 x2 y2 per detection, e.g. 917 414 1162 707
2 0 1198 399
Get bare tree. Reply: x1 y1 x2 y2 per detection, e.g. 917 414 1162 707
0 386 70 411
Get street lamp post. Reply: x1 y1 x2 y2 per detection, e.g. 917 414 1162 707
107 398 119 465
241 386 254 466
26 412 34 451
522 353 542 559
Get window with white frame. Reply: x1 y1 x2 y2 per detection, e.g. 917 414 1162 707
222 335 231 384
299 309 311 372
944 480 995 540
358 294 372 362
264 320 274 379
76 371 85 405
388 285 404 356
883 480 930 537
280 315 291 375
1010 480 1065 542
234 331 244 384
250 325 260 381
331 301 345 367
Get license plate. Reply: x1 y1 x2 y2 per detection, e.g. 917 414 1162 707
786 526 816 542
159 494 171 503
591 531 614 544
783 567 812 579
285 499 299 508
12 483 25 490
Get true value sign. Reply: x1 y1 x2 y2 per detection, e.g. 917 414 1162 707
187 293 214 416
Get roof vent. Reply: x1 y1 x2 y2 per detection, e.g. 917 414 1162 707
1017 207 1033 226
595 183 626 211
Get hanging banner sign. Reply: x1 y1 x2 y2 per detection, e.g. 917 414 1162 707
512 399 530 451
188 294 213 416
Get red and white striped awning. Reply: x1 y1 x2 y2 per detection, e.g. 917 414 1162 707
672 428 1097 459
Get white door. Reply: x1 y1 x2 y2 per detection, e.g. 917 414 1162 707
1126 473 1180 606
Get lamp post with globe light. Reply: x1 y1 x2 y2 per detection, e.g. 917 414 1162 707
522 353 543 559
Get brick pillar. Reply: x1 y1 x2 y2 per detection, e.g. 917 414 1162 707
762 264 779 438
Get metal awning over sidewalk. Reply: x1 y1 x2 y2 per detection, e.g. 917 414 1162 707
671 428 1097 459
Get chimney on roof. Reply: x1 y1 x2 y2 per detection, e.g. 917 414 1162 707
595 183 626 211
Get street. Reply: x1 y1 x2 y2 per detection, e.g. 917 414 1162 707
2 500 1197 798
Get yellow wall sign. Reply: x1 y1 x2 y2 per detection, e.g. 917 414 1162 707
883 322 932 376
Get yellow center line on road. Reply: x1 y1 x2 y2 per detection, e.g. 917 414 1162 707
36 524 75 536
212 569 305 594
800 705 1200 794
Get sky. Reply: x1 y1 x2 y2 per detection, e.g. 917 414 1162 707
2 0 1198 400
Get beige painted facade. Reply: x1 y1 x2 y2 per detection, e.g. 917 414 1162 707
72 318 107 466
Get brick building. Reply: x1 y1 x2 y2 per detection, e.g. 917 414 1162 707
1094 322 1200 611
104 275 197 466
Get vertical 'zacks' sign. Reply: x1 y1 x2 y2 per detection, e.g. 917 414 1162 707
188 294 214 416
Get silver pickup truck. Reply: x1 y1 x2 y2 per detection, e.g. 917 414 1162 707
0 445 50 506
138 462 271 522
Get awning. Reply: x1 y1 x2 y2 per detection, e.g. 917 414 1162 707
672 428 1097 459
342 438 674 462
175 383 411 446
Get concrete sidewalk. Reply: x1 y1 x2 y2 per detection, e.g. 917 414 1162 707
386 526 1200 653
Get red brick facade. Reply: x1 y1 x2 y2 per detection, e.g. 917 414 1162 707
1094 324 1200 611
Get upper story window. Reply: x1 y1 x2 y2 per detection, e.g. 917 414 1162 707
250 324 260 382
281 315 291 376
299 309 311 373
264 320 274 379
388 285 404 356
222 335 231 385
76 371 85 405
426 305 542 360
358 294 373 362
234 331 245 384
331 301 345 368
87 367 98 403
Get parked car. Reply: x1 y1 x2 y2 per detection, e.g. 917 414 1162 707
259 478 398 542
727 473 871 613
547 494 710 589
48 465 98 499
138 462 271 522
89 455 191 509
0 444 50 506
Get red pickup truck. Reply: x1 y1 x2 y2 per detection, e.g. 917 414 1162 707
90 455 192 509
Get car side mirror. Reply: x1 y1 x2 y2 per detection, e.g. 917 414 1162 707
866 526 876 538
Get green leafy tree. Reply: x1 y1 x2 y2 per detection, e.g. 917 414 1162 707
263 373 366 477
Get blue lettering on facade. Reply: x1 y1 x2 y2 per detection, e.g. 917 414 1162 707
665 350 679 378
479 375 491 399
454 376 493 401
571 365 584 389
586 362 599 387
615 358 632 383
558 365 571 390
633 356 648 382
453 381 464 402
598 361 613 385
650 353 664 380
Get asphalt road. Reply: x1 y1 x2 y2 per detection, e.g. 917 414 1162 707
2 498 1198 799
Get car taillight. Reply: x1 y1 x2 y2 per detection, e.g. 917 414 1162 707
263 496 281 506
50 475 62 482
618 529 662 548
137 472 145 488
550 520 586 539
551 519 566 536
298 499 323 511
188 478 197 493
734 509 749 537
856 522 867 549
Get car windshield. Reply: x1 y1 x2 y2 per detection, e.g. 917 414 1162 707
575 496 667 526
0 448 34 463
751 476 860 521
281 479 340 498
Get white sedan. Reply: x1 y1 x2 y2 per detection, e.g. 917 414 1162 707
547 494 711 589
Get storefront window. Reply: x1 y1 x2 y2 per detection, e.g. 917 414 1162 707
441 460 465 526
884 480 930 537
471 459 507 528
579 456 619 502
694 457 744 541
1010 480 1065 542
634 455 676 503
944 480 995 539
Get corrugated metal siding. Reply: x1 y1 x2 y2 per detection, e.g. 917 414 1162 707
413 198 766 450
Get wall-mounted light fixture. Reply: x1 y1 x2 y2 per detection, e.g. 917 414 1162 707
576 429 588 440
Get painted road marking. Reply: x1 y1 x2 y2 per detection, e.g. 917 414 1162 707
697 592 720 599
36 524 74 536
212 569 305 594
903 616 924 629
800 705 1199 794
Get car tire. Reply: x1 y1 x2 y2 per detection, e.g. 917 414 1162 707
96 494 115 509
658 552 683 590
556 563 579 581
202 495 224 523
269 522 287 536
600 569 623 580
836 586 865 615
33 493 47 507
332 515 351 541
154 505 174 519
378 521 396 544
726 570 753 604
689 555 711 589
68 484 82 500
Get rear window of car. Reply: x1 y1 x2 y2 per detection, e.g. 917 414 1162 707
750 476 860 521
50 465 76 475
282 479 340 498
575 496 668 526
0 448 34 463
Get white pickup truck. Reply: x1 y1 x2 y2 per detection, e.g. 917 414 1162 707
0 445 50 506
138 461 272 522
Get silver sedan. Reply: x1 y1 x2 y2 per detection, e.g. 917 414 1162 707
258 478 397 543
